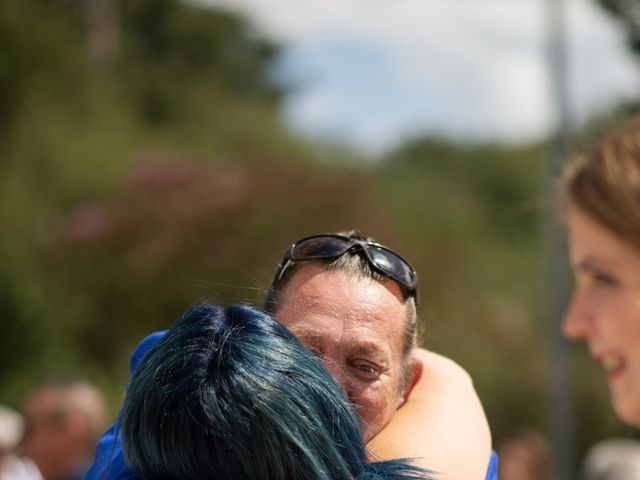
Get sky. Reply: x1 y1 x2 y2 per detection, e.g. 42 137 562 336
203 0 640 155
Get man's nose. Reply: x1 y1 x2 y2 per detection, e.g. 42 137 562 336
562 289 593 341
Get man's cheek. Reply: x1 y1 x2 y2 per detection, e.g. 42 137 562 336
354 386 393 420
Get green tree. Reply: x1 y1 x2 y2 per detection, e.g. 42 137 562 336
119 0 282 124
0 0 292 409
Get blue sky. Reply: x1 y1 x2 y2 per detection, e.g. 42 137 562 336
204 0 640 155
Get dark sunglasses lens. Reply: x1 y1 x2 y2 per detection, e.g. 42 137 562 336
367 247 415 288
291 236 351 259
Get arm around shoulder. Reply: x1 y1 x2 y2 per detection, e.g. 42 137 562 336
367 348 492 480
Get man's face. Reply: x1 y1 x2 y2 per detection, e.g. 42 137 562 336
275 264 411 441
22 391 75 479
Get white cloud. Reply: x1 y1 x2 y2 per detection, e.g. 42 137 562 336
201 0 640 153
567 1 640 121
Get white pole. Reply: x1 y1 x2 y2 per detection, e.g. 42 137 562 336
543 0 574 479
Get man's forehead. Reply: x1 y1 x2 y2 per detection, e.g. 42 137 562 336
279 301 407 347
26 390 58 410
281 264 405 306
277 264 409 341
292 325 375 342
289 324 395 355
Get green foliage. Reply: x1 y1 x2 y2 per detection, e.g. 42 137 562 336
119 0 281 125
0 0 85 137
0 0 293 411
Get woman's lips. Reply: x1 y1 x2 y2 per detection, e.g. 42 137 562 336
601 355 625 380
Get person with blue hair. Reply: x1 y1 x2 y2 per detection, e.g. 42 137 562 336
119 302 433 480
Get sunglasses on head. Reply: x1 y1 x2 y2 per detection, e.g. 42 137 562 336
273 234 418 298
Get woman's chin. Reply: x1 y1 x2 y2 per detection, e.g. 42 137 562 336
612 395 640 427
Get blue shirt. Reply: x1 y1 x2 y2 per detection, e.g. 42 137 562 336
84 331 166 480
485 449 499 480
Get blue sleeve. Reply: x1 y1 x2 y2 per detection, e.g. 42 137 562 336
485 449 499 480
84 331 168 480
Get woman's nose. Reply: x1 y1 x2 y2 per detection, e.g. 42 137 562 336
562 289 594 341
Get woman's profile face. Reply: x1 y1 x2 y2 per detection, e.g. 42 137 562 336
563 205 640 425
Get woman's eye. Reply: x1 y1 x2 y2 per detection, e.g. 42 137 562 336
593 272 618 287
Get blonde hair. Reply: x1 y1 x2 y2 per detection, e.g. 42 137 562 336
563 117 640 251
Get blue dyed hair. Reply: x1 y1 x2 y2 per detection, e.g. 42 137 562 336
120 303 433 480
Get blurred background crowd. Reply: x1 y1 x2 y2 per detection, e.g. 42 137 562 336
2 0 640 479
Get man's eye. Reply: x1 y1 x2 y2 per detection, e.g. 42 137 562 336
350 361 381 380
309 347 324 359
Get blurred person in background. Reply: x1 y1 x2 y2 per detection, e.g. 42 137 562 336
88 231 495 480
581 438 640 480
119 302 433 480
562 117 640 427
21 379 106 480
0 405 41 480
496 429 554 480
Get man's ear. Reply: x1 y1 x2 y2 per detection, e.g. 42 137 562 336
399 357 423 406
